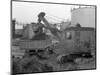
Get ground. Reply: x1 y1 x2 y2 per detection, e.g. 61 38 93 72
12 45 96 74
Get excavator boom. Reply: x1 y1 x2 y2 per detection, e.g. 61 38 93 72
38 12 62 41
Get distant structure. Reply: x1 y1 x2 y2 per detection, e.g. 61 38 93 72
59 21 71 30
15 29 22 35
22 24 35 39
71 6 95 27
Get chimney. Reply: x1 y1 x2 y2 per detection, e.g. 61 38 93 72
12 20 16 39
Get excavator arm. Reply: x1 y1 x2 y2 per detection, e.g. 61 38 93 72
38 12 62 41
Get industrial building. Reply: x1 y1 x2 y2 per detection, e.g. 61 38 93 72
71 6 95 27
53 25 95 55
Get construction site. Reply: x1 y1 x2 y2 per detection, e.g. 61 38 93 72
11 2 96 75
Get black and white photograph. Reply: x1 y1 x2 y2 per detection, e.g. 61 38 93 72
11 0 96 75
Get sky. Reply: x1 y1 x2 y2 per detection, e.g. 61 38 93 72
12 1 95 29
12 1 75 24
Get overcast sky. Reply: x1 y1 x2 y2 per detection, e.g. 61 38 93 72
12 1 76 24
12 1 95 29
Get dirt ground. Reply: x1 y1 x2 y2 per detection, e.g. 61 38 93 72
12 45 96 74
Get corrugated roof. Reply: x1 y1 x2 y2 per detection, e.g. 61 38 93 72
64 27 95 31
19 40 52 49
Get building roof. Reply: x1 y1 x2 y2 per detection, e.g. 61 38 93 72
19 40 52 49
64 27 95 31
71 6 95 12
